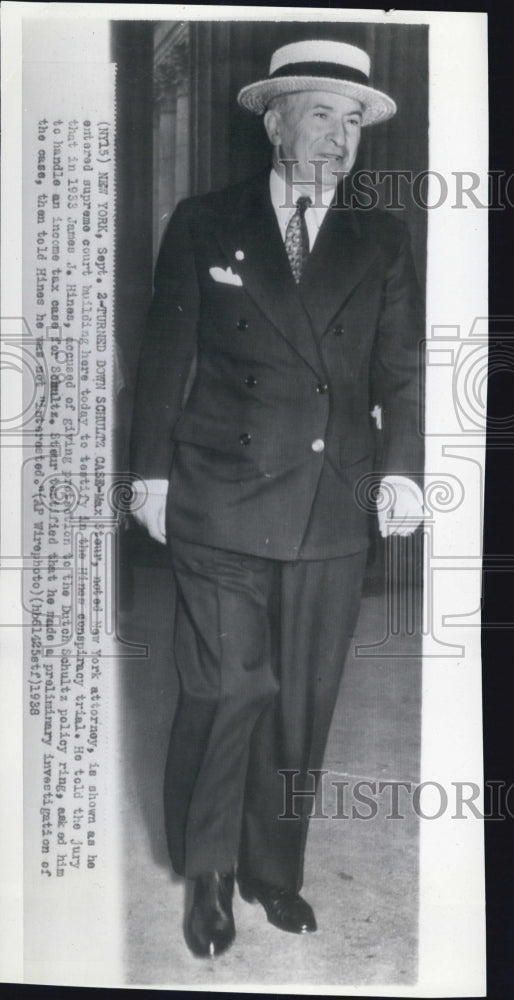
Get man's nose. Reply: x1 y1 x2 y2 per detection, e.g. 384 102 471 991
327 119 346 148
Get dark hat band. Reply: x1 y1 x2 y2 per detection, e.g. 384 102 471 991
269 61 369 86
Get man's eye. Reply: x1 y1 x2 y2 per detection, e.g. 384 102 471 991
346 118 361 128
314 112 328 120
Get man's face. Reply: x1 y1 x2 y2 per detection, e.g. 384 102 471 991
265 90 363 189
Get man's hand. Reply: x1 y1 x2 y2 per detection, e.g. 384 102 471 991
131 479 168 545
377 476 424 538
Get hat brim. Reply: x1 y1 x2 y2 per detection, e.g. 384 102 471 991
237 76 396 126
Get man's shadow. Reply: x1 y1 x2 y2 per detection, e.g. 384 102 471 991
117 525 181 876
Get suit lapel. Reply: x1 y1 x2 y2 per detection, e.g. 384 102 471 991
213 174 325 378
299 200 381 337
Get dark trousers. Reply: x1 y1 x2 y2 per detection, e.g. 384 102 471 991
164 537 367 893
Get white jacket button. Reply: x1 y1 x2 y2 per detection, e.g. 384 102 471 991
311 439 325 453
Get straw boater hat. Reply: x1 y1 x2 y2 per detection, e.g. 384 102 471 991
237 39 396 126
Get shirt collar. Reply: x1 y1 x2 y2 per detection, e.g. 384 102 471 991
269 167 335 229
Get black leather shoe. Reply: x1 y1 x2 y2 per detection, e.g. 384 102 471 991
185 870 235 957
238 876 317 934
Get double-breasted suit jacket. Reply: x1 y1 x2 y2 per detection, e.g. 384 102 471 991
130 170 423 559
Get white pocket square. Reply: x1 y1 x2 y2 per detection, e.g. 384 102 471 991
209 265 243 287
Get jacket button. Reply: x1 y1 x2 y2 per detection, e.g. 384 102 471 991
244 375 258 387
237 318 248 330
240 432 252 445
311 438 325 453
316 383 329 394
333 324 344 336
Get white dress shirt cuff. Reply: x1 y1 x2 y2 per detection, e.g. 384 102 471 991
381 475 424 510
131 478 168 507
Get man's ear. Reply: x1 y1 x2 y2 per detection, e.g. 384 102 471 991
264 108 282 147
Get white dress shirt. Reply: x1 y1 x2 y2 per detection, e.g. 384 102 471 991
269 167 333 251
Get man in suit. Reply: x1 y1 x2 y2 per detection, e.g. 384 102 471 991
130 39 424 958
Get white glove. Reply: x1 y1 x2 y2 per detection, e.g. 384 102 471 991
131 479 168 545
377 476 424 538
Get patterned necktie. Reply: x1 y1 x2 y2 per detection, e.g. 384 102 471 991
285 195 312 283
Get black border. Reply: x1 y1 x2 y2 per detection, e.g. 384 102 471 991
5 5 513 999
483 4 514 1000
